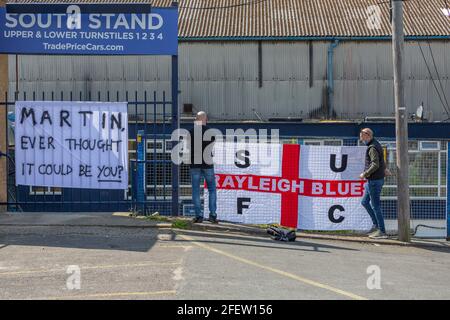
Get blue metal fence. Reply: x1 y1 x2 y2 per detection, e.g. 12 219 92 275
2 94 449 236
1 90 177 215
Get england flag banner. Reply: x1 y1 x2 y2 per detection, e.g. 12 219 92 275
205 142 373 231
15 101 128 190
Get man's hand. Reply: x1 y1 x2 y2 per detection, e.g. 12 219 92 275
359 173 366 179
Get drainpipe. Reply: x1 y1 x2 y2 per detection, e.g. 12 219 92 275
327 40 340 119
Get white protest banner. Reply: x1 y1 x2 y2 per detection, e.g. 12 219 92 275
205 143 373 231
15 101 128 190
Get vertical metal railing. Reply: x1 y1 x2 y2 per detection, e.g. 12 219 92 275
2 90 175 214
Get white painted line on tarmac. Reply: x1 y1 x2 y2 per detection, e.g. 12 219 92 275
177 233 368 300
0 261 182 277
40 290 177 300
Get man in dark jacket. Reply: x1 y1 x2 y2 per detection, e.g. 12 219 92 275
188 111 217 224
359 128 388 239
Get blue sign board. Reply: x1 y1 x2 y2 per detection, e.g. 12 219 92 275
0 5 178 55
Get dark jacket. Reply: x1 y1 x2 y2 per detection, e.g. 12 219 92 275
363 138 386 180
188 124 215 169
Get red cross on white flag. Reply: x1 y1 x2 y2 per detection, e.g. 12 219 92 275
204 143 373 231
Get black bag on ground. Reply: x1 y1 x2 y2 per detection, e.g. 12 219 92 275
267 226 296 242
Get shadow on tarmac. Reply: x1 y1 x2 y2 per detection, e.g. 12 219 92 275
0 225 166 252
173 229 360 253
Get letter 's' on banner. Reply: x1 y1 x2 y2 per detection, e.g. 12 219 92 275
15 101 128 190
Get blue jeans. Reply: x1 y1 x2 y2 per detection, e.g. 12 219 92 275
191 168 217 218
361 178 386 233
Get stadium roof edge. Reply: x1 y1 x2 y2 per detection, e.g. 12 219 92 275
4 0 450 38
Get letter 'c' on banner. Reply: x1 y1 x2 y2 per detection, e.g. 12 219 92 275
328 205 345 223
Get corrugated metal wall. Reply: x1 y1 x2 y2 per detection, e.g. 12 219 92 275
8 40 450 121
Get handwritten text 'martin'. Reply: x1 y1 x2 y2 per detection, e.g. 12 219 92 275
19 107 125 131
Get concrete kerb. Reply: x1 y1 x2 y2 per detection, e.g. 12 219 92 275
162 219 450 249
126 214 450 249
0 212 448 249
0 212 172 229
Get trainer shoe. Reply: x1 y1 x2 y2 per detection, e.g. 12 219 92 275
367 225 378 234
192 216 203 223
369 230 388 239
367 228 379 237
208 216 218 224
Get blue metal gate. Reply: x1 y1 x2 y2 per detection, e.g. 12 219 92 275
131 131 173 215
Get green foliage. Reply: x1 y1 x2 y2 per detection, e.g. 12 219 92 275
145 215 171 222
172 219 190 229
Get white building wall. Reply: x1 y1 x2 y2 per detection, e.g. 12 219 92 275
8 40 450 121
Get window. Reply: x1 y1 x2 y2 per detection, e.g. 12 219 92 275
419 141 440 151
147 141 163 151
377 141 396 149
30 186 62 195
303 139 343 146
324 140 343 146
380 141 423 151
381 141 447 200
281 138 299 144
304 140 321 146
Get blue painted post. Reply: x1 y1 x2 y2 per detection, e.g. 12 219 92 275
327 39 339 119
137 130 146 214
447 142 450 240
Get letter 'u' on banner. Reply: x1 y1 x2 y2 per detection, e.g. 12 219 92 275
15 101 128 190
